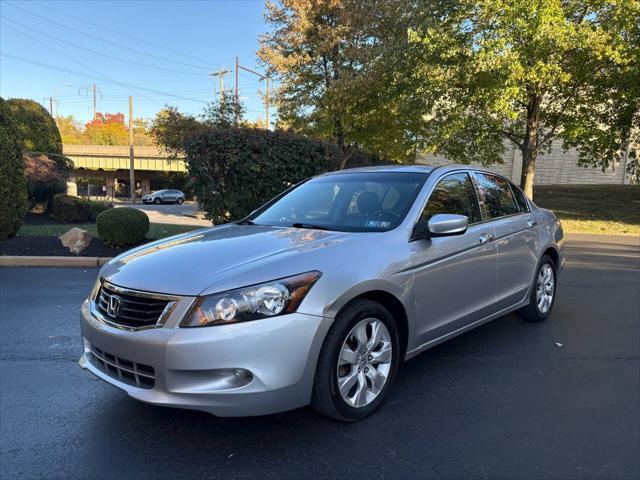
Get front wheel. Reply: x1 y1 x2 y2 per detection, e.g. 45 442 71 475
153 197 161 205
516 255 557 322
312 299 400 421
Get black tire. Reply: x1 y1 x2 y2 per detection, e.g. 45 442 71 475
153 197 161 205
311 299 400 421
516 255 557 322
176 198 184 205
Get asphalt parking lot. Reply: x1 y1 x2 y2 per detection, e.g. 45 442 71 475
1 234 638 479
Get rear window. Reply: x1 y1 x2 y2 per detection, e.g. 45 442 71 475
510 184 530 212
474 173 519 219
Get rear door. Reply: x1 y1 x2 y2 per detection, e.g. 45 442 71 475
410 172 498 345
472 173 540 309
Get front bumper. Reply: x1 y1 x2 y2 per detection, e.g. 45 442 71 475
79 299 332 416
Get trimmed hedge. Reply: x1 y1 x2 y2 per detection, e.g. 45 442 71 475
51 194 91 222
6 98 62 154
97 207 149 247
184 127 341 223
0 97 29 241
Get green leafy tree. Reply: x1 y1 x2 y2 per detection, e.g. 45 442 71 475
202 92 246 128
0 97 28 240
151 95 248 155
392 0 640 196
150 106 204 156
259 0 417 166
6 98 62 154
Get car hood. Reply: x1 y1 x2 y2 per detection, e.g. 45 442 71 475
100 224 353 296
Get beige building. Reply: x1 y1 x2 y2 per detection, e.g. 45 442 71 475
63 145 186 199
417 139 633 185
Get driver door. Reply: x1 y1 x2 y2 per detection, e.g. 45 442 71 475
409 172 498 346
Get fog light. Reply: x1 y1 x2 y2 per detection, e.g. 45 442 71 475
233 368 253 383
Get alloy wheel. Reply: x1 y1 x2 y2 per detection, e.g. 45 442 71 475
336 318 392 408
536 263 555 314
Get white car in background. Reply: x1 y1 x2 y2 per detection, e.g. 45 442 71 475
142 189 185 205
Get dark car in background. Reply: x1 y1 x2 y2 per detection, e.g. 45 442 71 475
142 189 185 205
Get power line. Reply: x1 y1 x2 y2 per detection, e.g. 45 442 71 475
0 22 165 108
33 0 220 70
4 1 211 72
1 17 206 76
1 53 209 105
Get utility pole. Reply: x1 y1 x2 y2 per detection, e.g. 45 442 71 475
129 96 135 203
49 96 53 116
237 61 271 129
208 69 231 105
235 57 239 125
80 84 101 120
265 76 270 129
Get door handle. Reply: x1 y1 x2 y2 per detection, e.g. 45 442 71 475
527 219 538 227
478 233 495 244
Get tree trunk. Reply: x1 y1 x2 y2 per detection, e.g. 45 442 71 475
520 92 543 199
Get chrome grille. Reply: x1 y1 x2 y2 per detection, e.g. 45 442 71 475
96 282 171 329
88 343 155 389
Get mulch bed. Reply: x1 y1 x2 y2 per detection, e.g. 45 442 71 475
0 236 148 257
23 212 75 226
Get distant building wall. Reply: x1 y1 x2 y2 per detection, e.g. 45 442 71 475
416 140 630 185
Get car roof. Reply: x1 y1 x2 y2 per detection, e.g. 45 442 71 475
318 164 514 180
319 164 435 176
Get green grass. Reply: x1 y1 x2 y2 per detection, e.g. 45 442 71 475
18 222 202 240
534 184 640 235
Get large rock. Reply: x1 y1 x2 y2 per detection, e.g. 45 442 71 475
58 227 92 254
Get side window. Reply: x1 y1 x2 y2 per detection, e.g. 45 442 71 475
474 173 519 219
422 173 482 224
510 183 530 212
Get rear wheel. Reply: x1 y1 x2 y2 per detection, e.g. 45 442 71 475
516 255 557 322
312 299 400 421
176 198 184 205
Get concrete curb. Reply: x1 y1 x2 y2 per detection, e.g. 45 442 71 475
0 256 113 268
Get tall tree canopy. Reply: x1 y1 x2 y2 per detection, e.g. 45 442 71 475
260 0 640 196
258 0 416 166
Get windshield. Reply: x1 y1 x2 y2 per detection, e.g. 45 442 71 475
249 172 427 232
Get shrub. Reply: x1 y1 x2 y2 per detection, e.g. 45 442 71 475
24 152 74 209
88 199 113 221
6 98 62 154
51 193 91 222
0 98 28 241
184 127 341 223
97 207 149 247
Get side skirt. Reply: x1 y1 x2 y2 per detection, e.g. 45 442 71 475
404 298 529 361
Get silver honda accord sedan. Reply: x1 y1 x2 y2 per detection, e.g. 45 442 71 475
79 165 564 421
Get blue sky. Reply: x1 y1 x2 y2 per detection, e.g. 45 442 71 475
0 0 271 125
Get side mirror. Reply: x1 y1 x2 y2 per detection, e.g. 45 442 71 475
413 213 469 240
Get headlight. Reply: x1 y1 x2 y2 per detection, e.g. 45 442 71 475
181 271 322 327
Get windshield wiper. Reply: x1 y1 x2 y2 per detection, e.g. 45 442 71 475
237 219 255 225
291 222 334 231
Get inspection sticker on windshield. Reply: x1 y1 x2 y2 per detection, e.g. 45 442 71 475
365 221 391 228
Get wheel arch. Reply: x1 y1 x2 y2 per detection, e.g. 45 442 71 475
334 290 410 360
